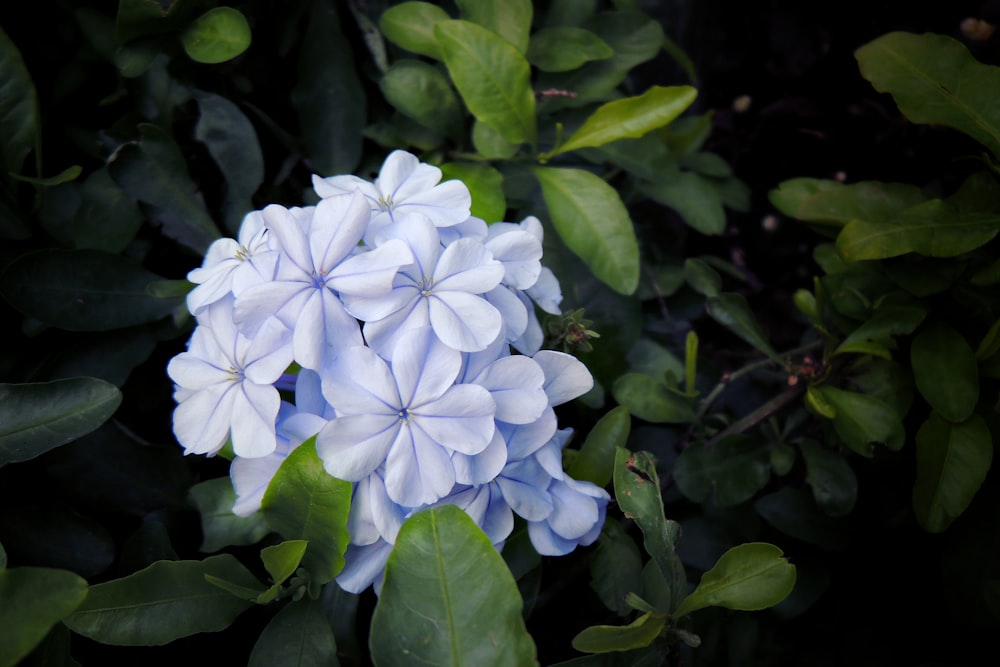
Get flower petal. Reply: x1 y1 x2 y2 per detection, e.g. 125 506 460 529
316 414 399 481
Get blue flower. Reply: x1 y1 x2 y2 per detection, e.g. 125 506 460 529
316 327 497 506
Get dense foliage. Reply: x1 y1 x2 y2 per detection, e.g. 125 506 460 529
0 1 998 666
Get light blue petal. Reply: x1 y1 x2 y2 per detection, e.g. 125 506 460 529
392 327 461 408
336 540 394 594
432 238 504 294
533 350 594 406
384 424 456 507
413 383 495 455
452 428 507 486
173 382 237 455
428 291 502 352
321 345 400 415
474 355 547 425
230 381 281 458
316 414 399 482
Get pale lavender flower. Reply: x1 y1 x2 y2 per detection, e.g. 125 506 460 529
343 213 505 355
186 210 277 314
232 194 412 371
315 327 496 507
312 149 472 241
167 297 293 458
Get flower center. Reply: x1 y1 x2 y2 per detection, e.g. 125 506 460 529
397 408 413 423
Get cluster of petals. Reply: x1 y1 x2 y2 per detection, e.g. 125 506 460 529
167 150 609 594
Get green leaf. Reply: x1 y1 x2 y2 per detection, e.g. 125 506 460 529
248 597 339 667
114 0 191 43
261 438 352 586
798 440 857 517
187 477 271 553
261 540 308 587
472 119 520 159
369 506 537 667
769 179 927 229
571 611 667 653
754 488 851 550
526 26 613 72
292 0 365 175
683 257 722 298
833 305 927 359
673 543 796 617
626 338 685 382
439 162 505 223
641 171 727 235
533 166 639 294
807 385 904 457
435 19 536 145
0 378 121 465
589 519 643 616
379 60 464 139
379 1 451 59
613 448 686 614
0 248 183 331
913 413 993 533
673 437 772 507
63 555 260 645
855 31 1000 159
107 123 221 255
455 0 532 53
911 322 979 423
548 86 697 158
836 198 1000 261
568 405 631 487
0 24 39 175
612 373 695 423
70 168 144 253
193 90 264 234
9 165 82 187
181 7 251 64
0 567 87 667
705 293 781 363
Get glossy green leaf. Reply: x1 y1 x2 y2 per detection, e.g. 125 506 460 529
641 171 727 235
9 165 82 187
435 20 536 145
261 438 352 586
571 611 667 653
755 488 850 550
855 31 1000 159
612 373 695 423
261 540 308 587
181 7 251 64
673 437 772 507
0 248 183 331
379 2 451 59
673 543 796 617
193 90 264 234
807 385 904 457
369 505 537 667
107 123 221 255
0 567 87 667
537 11 664 106
455 0 532 53
834 305 926 359
248 597 339 667
679 151 731 178
589 519 643 616
848 357 914 419
683 257 722 297
705 293 781 363
533 166 639 294
613 448 685 614
0 25 39 175
70 168 144 253
798 440 857 517
911 322 979 423
114 0 190 43
913 413 993 533
471 119 519 159
64 555 260 645
188 477 271 553
526 26 613 72
626 338 685 383
439 162 505 222
836 198 1000 261
380 60 463 139
568 405 631 487
549 86 697 157
0 378 121 465
769 178 927 229
292 0 365 175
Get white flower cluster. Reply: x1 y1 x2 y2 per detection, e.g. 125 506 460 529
167 150 609 593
